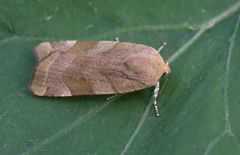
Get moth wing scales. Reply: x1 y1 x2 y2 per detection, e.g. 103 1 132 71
30 41 167 96
34 41 120 62
34 41 77 62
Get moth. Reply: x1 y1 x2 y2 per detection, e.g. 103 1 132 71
29 40 170 116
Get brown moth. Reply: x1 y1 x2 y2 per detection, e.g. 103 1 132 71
29 40 170 116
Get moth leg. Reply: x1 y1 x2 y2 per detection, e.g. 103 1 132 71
157 42 167 53
106 94 118 101
152 81 160 117
114 37 120 42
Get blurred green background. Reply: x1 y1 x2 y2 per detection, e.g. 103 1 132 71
0 0 240 155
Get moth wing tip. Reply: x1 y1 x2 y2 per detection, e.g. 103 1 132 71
34 42 52 62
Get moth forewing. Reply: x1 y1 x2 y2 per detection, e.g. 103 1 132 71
29 40 170 116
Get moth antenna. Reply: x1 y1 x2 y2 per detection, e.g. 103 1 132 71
157 42 170 74
153 81 160 116
157 42 167 53
106 94 118 101
151 74 169 117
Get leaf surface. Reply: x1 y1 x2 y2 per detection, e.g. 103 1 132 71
0 0 240 155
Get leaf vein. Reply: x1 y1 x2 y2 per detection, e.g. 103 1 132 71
203 131 226 155
21 96 119 155
0 24 196 45
168 1 240 63
119 3 240 154
223 13 240 134
203 12 240 155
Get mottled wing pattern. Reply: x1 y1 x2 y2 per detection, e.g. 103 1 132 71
29 41 168 96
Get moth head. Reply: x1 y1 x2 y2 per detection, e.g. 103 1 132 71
164 62 170 75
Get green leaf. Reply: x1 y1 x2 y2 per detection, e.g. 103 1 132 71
0 0 240 155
